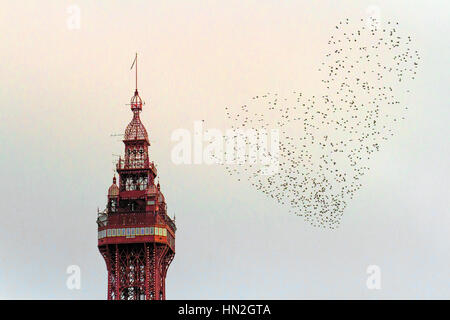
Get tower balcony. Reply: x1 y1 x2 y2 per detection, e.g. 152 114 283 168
97 211 176 251
97 211 176 234
116 158 157 176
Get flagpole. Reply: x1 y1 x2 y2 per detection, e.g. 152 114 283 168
135 52 138 91
130 53 138 92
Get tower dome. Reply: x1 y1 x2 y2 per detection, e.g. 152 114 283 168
108 176 119 197
130 89 142 111
124 113 149 142
124 89 149 142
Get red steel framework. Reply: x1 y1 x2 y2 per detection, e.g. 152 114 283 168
97 55 176 300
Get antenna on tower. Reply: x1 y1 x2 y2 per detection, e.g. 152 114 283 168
110 133 124 142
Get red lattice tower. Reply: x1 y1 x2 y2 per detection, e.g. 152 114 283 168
97 55 176 300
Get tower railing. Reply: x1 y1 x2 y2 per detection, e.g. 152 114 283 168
98 211 176 231
116 158 157 175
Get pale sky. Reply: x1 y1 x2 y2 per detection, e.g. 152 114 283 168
0 1 449 299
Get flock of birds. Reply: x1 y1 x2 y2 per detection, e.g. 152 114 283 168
221 18 420 229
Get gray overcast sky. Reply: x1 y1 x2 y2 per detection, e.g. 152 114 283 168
0 1 448 299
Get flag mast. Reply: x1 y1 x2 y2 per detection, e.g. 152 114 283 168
131 52 138 92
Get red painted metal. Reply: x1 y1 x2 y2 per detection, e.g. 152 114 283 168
97 57 176 300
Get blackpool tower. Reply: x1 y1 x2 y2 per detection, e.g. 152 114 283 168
97 55 176 300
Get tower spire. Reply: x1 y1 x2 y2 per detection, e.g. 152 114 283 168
129 52 143 113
